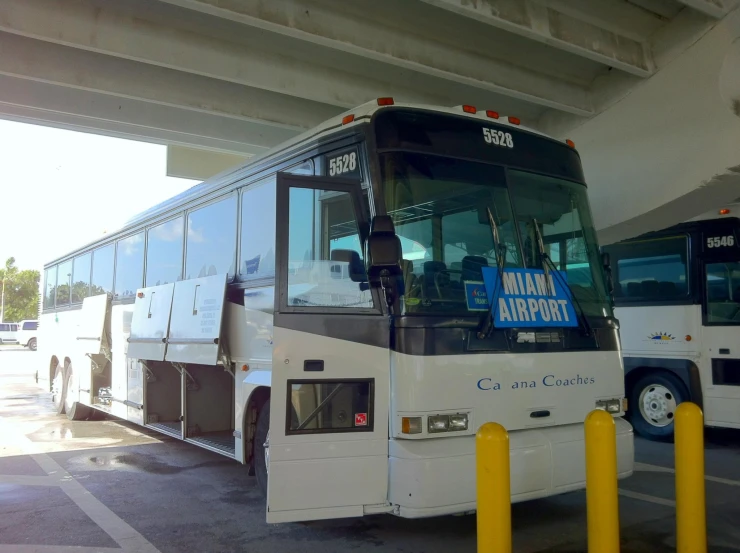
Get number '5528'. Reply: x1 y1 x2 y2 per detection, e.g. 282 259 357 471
482 128 514 148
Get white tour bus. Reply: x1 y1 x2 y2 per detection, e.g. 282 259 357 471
39 100 633 523
604 207 740 440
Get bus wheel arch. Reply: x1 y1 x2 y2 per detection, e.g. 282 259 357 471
51 357 67 415
48 356 59 392
244 386 270 476
627 368 689 441
63 363 92 421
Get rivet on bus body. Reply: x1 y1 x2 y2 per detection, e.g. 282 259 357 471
284 359 289 364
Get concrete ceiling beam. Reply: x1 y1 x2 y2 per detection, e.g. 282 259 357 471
675 0 737 19
416 0 655 77
153 0 594 115
0 74 286 156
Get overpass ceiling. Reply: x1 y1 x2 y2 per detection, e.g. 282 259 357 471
0 0 735 154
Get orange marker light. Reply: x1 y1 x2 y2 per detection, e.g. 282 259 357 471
685 335 692 342
342 114 355 125
486 110 500 119
719 208 731 215
508 116 521 125
463 105 477 114
377 97 394 106
566 139 576 148
241 364 249 372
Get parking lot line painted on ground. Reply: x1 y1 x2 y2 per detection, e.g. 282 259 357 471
636 461 740 487
0 417 161 553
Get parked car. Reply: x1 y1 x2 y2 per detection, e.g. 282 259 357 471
17 320 38 350
0 320 38 350
0 322 19 344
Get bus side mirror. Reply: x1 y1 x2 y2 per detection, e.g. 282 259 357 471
602 252 614 296
330 249 367 283
367 216 402 281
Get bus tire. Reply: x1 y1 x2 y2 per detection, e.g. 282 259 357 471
630 372 688 442
51 363 67 415
254 400 270 498
27 338 37 351
64 366 92 421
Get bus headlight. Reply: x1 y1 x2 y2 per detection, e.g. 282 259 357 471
595 399 622 413
427 413 468 433
428 415 450 433
449 414 469 431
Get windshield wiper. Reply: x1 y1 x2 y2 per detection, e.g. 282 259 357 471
477 207 506 339
532 219 592 337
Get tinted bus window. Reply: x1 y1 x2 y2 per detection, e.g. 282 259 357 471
614 237 689 301
71 252 91 304
91 244 115 296
186 196 237 280
115 232 145 298
240 179 276 282
56 260 72 307
146 216 184 286
22 321 38 330
44 266 56 309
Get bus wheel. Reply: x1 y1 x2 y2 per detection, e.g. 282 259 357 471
254 400 270 498
630 372 687 441
64 366 92 421
27 338 37 351
51 363 67 415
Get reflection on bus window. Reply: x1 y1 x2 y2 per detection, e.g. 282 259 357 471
146 217 184 286
56 259 72 307
287 187 373 309
241 180 276 282
91 243 114 296
508 170 610 317
114 233 144 298
44 266 56 309
613 237 689 301
706 262 740 323
186 195 237 281
71 252 91 304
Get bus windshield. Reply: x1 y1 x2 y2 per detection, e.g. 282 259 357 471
380 152 611 318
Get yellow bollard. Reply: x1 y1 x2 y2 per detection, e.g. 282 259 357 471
585 409 620 553
476 422 511 553
675 402 707 553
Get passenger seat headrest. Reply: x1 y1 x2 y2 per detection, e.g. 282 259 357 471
371 215 395 234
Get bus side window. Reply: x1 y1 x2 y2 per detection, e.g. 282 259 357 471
91 243 115 296
240 178 276 282
56 259 72 307
71 252 92 304
114 232 145 298
44 266 57 309
612 237 689 302
286 187 372 309
146 216 184 286
185 195 237 281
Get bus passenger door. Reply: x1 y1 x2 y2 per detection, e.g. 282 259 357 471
267 174 390 523
702 259 740 426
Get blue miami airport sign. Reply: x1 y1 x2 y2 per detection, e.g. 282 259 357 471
464 267 578 328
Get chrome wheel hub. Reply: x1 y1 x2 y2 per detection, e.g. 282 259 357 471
639 384 677 427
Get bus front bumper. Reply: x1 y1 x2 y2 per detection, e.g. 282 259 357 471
388 418 634 518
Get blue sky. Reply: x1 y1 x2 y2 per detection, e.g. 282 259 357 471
0 120 198 273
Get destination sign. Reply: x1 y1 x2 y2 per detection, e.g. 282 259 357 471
481 267 578 328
